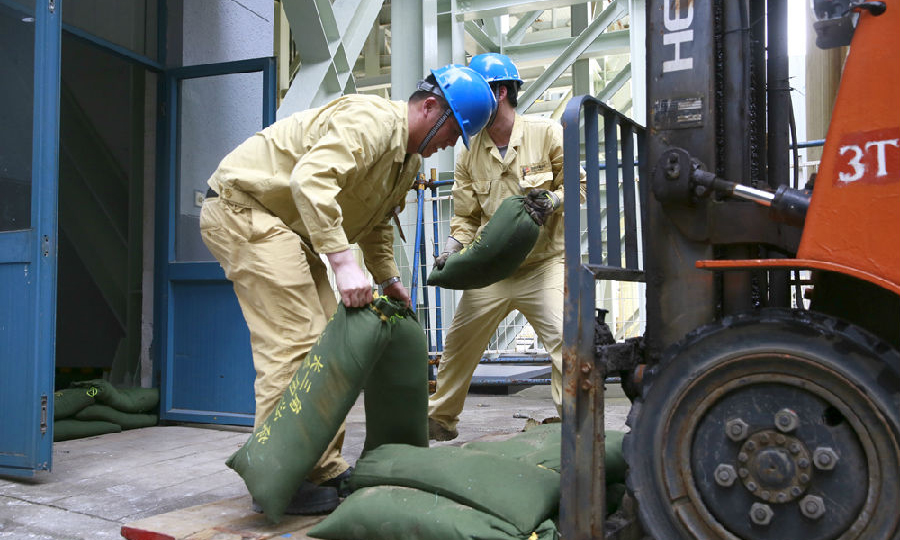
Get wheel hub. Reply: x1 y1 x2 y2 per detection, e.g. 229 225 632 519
737 429 811 503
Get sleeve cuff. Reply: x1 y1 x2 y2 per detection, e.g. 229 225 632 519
309 226 351 254
369 261 401 285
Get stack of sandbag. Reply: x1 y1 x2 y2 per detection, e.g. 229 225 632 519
426 195 540 290
226 296 429 523
464 423 628 516
53 380 159 441
309 444 560 540
308 424 629 540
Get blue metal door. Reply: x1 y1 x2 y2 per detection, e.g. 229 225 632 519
0 0 61 476
157 59 275 426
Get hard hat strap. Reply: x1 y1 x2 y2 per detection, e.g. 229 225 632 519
484 85 501 129
417 107 453 154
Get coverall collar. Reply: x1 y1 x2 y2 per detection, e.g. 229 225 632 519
480 113 524 163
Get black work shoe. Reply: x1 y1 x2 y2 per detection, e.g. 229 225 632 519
321 467 354 498
251 481 339 515
428 417 459 442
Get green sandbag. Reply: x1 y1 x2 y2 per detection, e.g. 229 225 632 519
348 443 560 535
226 297 410 523
74 404 158 430
308 486 559 540
69 379 159 414
54 388 96 419
427 196 540 290
606 482 626 516
362 308 429 452
604 430 627 485
464 425 628 484
464 423 563 472
54 419 121 442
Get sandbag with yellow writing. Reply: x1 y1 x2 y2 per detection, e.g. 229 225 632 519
308 486 560 540
426 195 540 290
362 307 429 452
347 443 560 535
53 388 95 419
226 297 407 523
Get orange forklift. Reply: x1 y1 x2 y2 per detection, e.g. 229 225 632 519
560 0 900 538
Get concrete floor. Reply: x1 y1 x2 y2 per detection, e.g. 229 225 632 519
0 385 631 540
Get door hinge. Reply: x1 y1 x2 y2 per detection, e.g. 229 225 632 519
40 395 48 435
41 235 50 257
48 0 55 13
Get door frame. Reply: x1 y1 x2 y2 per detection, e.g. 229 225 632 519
156 57 276 424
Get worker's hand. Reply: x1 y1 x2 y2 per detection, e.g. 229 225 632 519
327 249 374 308
433 236 463 270
383 281 411 308
523 189 560 226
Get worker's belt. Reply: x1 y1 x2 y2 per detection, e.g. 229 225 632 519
206 187 218 199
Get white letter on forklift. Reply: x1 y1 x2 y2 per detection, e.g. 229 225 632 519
865 139 899 177
663 0 694 73
839 138 900 182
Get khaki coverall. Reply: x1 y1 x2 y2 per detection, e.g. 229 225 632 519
428 114 586 431
200 94 421 484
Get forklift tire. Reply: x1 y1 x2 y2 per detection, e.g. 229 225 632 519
624 308 900 540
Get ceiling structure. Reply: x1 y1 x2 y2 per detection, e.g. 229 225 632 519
276 0 644 126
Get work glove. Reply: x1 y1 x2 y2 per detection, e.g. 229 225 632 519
523 189 560 226
433 236 463 270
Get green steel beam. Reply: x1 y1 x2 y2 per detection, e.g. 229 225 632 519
505 30 630 64
279 0 382 116
504 11 541 46
517 0 627 111
571 3 591 96
596 62 631 103
455 0 589 20
465 19 498 52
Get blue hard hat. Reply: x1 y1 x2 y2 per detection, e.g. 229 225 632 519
468 53 524 86
430 64 497 148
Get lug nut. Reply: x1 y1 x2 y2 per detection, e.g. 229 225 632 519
799 495 826 520
715 464 737 487
750 503 774 526
726 418 750 441
813 447 839 470
774 408 800 433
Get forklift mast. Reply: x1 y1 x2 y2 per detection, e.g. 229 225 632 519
643 0 795 358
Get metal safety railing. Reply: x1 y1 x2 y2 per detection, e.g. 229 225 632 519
406 171 554 386
560 95 647 540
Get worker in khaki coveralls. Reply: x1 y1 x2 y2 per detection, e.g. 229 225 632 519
428 54 585 442
200 64 495 512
